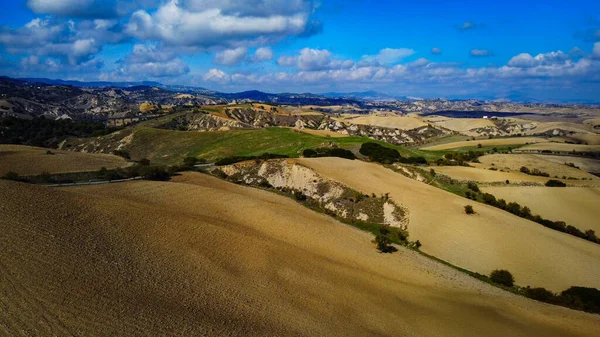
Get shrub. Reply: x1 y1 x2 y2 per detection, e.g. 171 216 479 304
559 287 600 313
464 205 474 215
293 191 307 201
303 149 317 158
139 166 170 181
183 156 198 167
359 142 401 164
467 182 480 193
303 148 356 160
1 171 21 181
138 158 151 166
520 166 530 174
524 287 556 303
215 153 289 166
373 234 396 253
490 269 515 287
482 193 497 205
545 179 566 187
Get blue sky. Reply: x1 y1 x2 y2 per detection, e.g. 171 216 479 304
1 0 599 101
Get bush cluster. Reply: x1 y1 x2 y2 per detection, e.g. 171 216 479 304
215 153 289 166
303 148 356 160
490 269 514 287
545 179 566 187
436 151 482 166
519 166 550 177
523 286 600 314
359 142 426 164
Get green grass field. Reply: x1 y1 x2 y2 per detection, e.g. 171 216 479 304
102 127 441 165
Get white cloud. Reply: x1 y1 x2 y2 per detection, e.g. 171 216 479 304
361 48 415 65
204 68 230 83
431 48 442 55
117 44 190 77
470 49 492 57
277 48 354 71
26 0 152 18
213 47 248 66
507 51 570 68
251 47 274 62
126 0 317 49
459 21 475 30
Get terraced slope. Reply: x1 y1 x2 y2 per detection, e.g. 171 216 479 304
298 158 600 291
2 176 599 336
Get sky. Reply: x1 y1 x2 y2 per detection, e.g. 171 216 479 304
0 0 600 102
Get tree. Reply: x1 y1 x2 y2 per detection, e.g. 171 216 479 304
545 179 566 187
1 171 20 181
138 158 151 166
490 269 515 287
464 205 474 215
467 182 480 193
183 156 198 167
373 234 396 253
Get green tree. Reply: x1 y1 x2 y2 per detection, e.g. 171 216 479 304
490 269 515 287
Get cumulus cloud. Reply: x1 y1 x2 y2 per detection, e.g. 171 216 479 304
213 47 248 66
277 48 354 71
507 51 570 68
204 68 230 84
251 47 274 62
117 44 190 77
126 0 319 49
360 48 415 66
431 48 442 55
470 49 492 57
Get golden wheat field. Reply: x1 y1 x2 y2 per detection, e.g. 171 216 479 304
518 142 600 153
2 175 600 337
0 144 130 176
338 114 428 130
298 158 600 291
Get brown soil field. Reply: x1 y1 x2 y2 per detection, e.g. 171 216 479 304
2 176 600 336
477 154 599 180
534 155 600 174
518 142 600 153
426 116 496 132
338 114 427 130
0 144 129 176
482 186 600 233
298 158 600 291
421 137 549 150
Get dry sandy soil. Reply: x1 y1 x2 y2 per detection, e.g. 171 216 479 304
477 154 599 180
482 186 600 233
421 137 548 150
338 114 428 130
298 158 600 291
518 143 600 153
0 144 129 176
426 117 496 132
2 175 600 336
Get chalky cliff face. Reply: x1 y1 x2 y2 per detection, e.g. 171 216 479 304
217 159 408 228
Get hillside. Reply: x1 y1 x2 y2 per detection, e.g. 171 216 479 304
2 176 599 336
297 158 600 291
0 144 129 176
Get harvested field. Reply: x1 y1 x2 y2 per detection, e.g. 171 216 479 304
432 166 596 186
421 137 548 150
0 144 129 176
427 117 496 132
477 154 599 180
339 115 427 130
1 176 599 336
518 143 600 153
298 158 600 291
482 186 600 233
534 155 600 174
